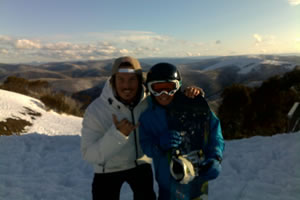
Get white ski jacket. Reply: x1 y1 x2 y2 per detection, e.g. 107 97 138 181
81 79 151 173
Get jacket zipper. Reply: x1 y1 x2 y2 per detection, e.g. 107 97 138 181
130 107 139 166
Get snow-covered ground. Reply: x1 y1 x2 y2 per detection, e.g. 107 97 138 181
1 89 300 200
203 56 297 74
0 89 82 135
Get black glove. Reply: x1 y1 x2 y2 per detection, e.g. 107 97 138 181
198 159 214 174
198 157 222 180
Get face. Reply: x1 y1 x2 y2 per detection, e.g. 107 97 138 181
115 69 139 103
154 93 175 106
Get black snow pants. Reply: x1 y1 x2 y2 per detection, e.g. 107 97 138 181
92 163 156 200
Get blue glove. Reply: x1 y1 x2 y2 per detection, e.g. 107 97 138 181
198 158 221 181
170 130 182 148
159 130 182 150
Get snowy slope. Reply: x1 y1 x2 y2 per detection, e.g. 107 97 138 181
0 89 82 135
1 90 300 200
203 55 297 74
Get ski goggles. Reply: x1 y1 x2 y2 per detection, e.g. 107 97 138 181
147 80 181 96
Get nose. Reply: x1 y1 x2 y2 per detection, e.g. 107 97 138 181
122 80 130 88
160 93 170 97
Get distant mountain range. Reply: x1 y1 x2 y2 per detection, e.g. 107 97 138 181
1 55 299 102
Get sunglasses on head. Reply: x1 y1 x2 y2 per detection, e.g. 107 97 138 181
148 80 181 96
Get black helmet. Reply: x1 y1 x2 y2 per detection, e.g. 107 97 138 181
146 63 182 84
146 63 182 96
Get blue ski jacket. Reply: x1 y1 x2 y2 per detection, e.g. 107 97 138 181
139 94 224 199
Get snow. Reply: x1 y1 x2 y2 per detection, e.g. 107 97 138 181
1 88 300 200
0 89 82 135
203 56 297 74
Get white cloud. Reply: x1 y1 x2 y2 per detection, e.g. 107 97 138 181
29 40 122 61
0 35 12 42
0 32 218 63
288 0 300 6
134 46 160 53
186 52 193 57
85 31 170 46
184 52 202 57
249 33 295 55
0 35 14 47
253 34 262 45
119 49 129 54
15 39 41 49
43 42 79 50
260 49 267 53
0 49 9 54
94 48 118 56
253 34 280 47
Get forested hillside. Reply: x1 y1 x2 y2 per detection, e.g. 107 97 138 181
218 68 300 139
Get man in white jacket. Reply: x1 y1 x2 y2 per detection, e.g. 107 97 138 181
81 56 156 200
81 56 203 200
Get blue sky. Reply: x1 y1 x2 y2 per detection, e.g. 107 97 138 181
0 0 299 63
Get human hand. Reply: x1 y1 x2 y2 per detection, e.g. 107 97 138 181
197 158 222 180
198 158 221 174
159 130 182 150
112 114 139 136
169 130 182 148
184 86 205 98
199 159 214 173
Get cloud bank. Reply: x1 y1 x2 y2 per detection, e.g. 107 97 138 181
288 0 300 6
0 32 211 63
0 31 298 63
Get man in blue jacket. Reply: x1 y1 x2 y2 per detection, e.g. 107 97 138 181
139 63 224 200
